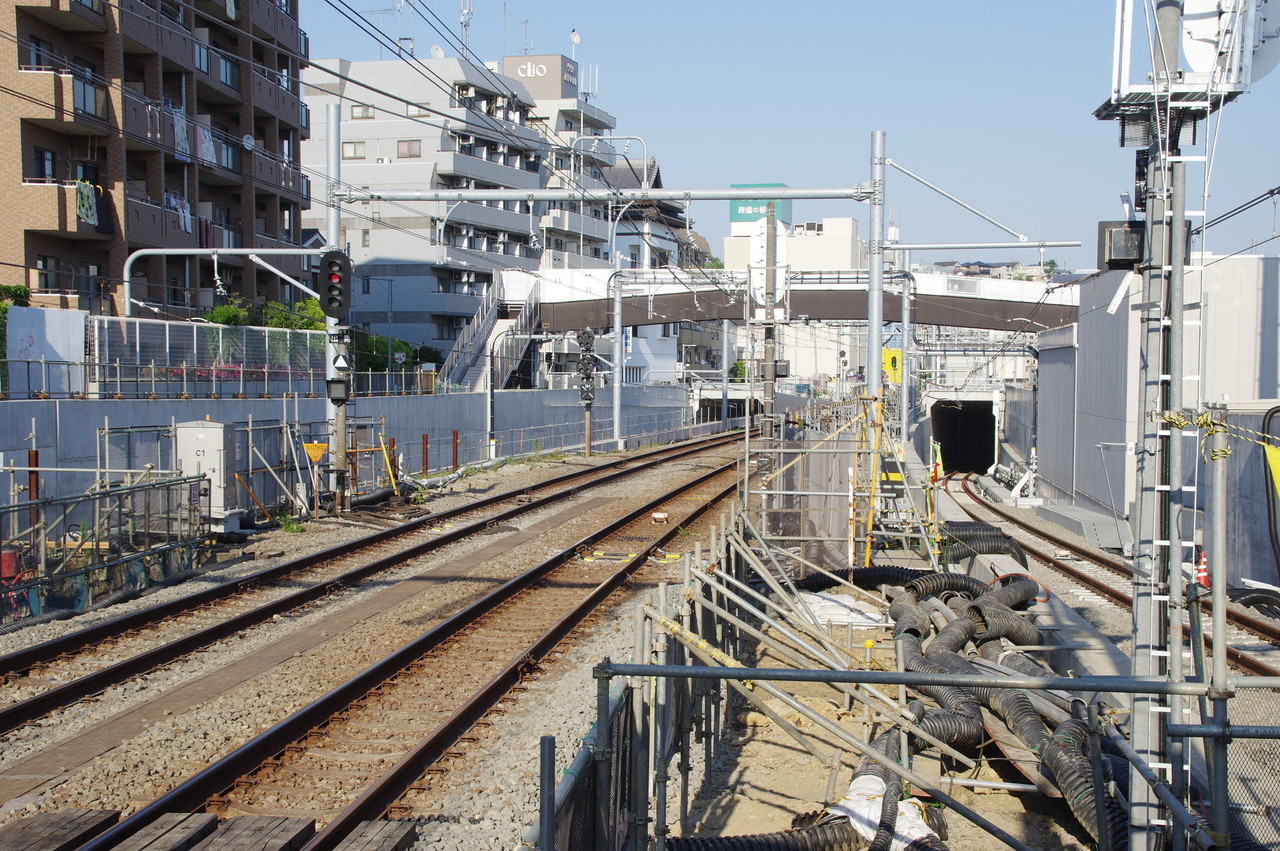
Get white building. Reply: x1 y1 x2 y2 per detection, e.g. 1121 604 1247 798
302 56 546 352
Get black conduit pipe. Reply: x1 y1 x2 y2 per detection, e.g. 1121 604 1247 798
792 566 933 593
965 599 1041 647
0 608 75 635
1040 719 1114 846
664 819 861 850
902 572 991 603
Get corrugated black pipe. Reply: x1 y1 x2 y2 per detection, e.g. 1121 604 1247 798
665 819 861 849
903 572 991 603
981 576 1040 609
926 646 1049 754
86 587 141 610
858 730 901 851
1040 719 1110 845
888 595 932 639
793 566 934 593
0 608 75 635
940 534 1028 569
965 599 1042 647
898 635 986 751
349 486 396 508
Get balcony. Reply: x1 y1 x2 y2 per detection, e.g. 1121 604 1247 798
23 0 106 32
119 0 163 51
251 0 300 47
210 223 244 250
16 68 111 135
122 196 196 248
434 152 542 189
122 90 174 151
20 180 111 239
541 208 611 241
193 43 241 101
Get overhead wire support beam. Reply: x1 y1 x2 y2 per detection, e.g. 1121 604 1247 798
889 241 1080 251
339 186 875 204
885 158 1028 241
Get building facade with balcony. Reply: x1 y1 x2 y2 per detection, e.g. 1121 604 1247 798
3 0 311 317
301 55 550 352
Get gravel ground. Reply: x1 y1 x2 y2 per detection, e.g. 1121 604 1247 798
0 446 730 846
0 449 1161 850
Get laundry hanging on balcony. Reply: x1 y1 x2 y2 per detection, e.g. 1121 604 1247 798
75 180 98 227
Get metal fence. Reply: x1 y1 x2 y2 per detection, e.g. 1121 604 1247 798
1 475 209 624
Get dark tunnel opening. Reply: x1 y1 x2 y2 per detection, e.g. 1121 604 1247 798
931 400 996 473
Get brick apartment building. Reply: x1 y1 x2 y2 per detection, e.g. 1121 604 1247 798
3 0 310 318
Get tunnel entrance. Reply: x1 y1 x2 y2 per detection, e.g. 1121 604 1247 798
930 400 995 473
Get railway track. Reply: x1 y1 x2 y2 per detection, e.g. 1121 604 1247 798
949 475 1280 678
0 434 743 739
75 453 741 851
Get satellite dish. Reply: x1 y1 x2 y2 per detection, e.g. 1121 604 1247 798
430 44 445 59
1182 0 1278 82
570 29 581 45
241 134 255 151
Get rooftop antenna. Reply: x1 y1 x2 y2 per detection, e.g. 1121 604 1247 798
459 0 473 62
520 20 531 55
570 28 580 61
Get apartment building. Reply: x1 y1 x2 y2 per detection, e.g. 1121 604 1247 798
604 157 710 271
301 55 552 351
503 54 616 270
4 0 311 317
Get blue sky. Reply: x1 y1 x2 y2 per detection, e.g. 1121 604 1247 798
302 1 1279 271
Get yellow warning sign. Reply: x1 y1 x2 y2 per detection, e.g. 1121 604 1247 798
303 442 328 463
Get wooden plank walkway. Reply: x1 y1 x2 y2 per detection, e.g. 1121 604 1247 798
113 813 218 851
0 808 118 851
190 816 314 851
330 821 417 851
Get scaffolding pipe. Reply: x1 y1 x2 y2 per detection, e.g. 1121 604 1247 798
606 648 1037 851
672 583 976 766
1103 718 1217 851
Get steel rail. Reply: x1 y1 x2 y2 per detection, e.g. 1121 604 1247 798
954 476 1280 679
77 459 741 851
0 434 741 733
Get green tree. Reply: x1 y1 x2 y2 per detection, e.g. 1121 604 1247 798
262 297 324 330
730 360 747 381
704 257 725 269
204 297 250 326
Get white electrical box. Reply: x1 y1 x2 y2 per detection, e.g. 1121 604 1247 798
175 421 240 529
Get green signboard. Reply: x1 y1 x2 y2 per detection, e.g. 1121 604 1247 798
729 183 792 224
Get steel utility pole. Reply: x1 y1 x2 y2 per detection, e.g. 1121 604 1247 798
1126 4 1190 848
762 202 777 437
326 103 350 511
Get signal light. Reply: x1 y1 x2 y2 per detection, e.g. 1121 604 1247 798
319 250 352 319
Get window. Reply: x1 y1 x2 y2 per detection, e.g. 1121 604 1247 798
396 139 421 158
211 204 230 226
361 276 371 295
361 229 370 248
406 103 429 117
72 58 101 115
33 256 55 289
351 104 374 119
341 141 365 160
24 36 55 70
32 147 55 181
76 161 99 184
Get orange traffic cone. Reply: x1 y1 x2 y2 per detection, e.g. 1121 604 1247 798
1195 551 1210 588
